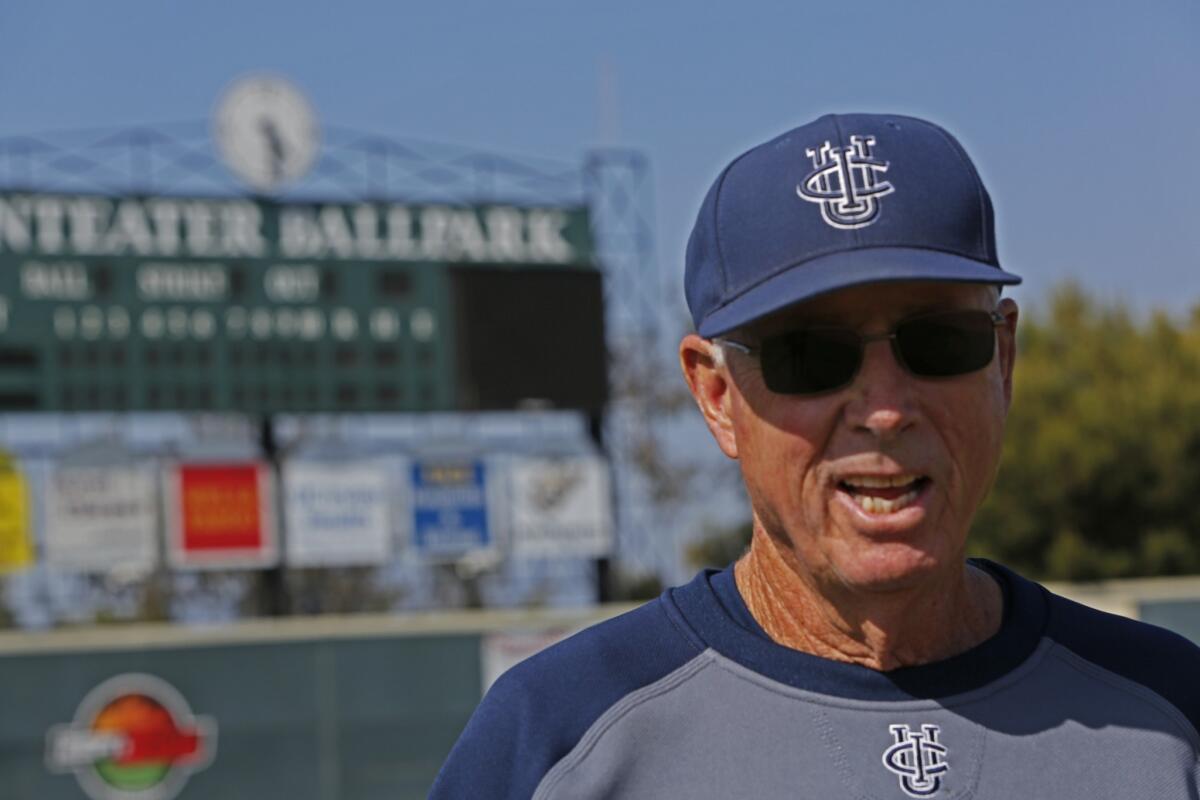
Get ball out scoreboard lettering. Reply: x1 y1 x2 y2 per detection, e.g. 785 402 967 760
0 191 604 414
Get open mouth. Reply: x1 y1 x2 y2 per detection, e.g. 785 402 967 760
837 474 931 516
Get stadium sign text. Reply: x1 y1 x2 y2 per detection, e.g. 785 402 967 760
0 193 580 264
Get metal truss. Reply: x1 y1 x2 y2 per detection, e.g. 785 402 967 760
582 151 667 577
0 121 586 205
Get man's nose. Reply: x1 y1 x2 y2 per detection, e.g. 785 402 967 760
843 339 918 440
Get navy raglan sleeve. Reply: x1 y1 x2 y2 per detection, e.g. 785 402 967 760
428 597 703 798
1042 586 1200 738
430 664 560 799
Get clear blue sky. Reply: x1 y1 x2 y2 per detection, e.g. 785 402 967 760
2 0 1198 321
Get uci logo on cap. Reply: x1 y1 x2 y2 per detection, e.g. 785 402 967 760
796 135 894 229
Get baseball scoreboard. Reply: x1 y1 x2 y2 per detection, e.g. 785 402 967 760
0 191 607 414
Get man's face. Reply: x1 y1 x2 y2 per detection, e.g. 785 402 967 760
682 281 1018 596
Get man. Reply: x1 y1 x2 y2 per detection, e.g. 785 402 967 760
431 113 1200 798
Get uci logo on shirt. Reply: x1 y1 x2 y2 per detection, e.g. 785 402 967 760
882 723 949 797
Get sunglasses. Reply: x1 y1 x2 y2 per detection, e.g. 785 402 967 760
718 309 1006 395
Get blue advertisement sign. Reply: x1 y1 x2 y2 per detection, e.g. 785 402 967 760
411 460 491 557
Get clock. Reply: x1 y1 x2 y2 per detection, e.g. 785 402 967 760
213 75 320 194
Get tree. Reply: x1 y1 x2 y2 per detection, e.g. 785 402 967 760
685 521 751 572
972 284 1200 580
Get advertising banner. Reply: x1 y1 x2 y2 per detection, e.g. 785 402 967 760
509 456 614 558
283 461 391 567
167 462 277 569
0 455 32 570
43 465 158 574
46 672 217 800
411 460 493 559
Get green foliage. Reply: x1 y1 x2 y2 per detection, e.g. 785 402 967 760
972 283 1200 580
685 521 752 572
610 568 666 602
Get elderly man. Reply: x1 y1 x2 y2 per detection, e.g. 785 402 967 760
431 113 1200 798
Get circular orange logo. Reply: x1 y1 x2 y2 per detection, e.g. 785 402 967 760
46 674 216 800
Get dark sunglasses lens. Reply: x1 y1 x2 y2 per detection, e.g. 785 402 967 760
760 329 862 394
896 311 996 377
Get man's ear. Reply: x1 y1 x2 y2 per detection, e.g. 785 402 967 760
679 333 740 459
996 297 1019 409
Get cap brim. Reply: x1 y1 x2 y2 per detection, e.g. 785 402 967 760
696 247 1022 338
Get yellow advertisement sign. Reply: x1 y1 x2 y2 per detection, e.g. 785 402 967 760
0 454 33 570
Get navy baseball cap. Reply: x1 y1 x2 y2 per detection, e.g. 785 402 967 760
685 112 1022 338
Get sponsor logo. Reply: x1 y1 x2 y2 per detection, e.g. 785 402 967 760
796 135 894 229
46 673 216 800
527 460 585 511
882 723 948 797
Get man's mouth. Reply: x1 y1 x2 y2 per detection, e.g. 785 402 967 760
837 474 931 515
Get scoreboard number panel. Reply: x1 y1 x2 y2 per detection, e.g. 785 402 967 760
450 267 608 414
0 191 599 414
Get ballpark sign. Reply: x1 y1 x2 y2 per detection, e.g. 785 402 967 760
46 673 216 800
283 460 391 567
509 456 613 558
0 193 589 265
42 465 159 574
411 460 495 558
0 452 33 571
166 462 278 569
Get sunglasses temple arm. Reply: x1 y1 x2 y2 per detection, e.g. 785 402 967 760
713 338 755 354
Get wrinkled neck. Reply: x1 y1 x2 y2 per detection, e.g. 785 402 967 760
733 526 1002 671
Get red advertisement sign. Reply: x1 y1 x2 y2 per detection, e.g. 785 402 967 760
168 463 277 568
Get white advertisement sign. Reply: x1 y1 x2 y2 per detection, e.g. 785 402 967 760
509 456 613 558
283 462 391 567
43 465 158 574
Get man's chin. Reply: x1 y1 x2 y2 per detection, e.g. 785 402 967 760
827 542 952 595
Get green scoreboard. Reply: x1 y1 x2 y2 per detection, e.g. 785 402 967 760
0 192 607 414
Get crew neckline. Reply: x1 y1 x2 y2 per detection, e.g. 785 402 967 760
666 558 1046 702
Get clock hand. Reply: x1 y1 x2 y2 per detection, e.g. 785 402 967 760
259 118 287 183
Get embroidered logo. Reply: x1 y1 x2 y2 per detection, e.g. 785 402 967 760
796 135 894 229
882 723 949 797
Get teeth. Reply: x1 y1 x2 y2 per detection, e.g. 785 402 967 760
852 489 920 515
843 474 921 489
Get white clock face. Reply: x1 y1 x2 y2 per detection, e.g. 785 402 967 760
213 76 320 193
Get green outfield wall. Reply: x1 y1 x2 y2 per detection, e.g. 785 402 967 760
0 606 631 800
0 577 1197 800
